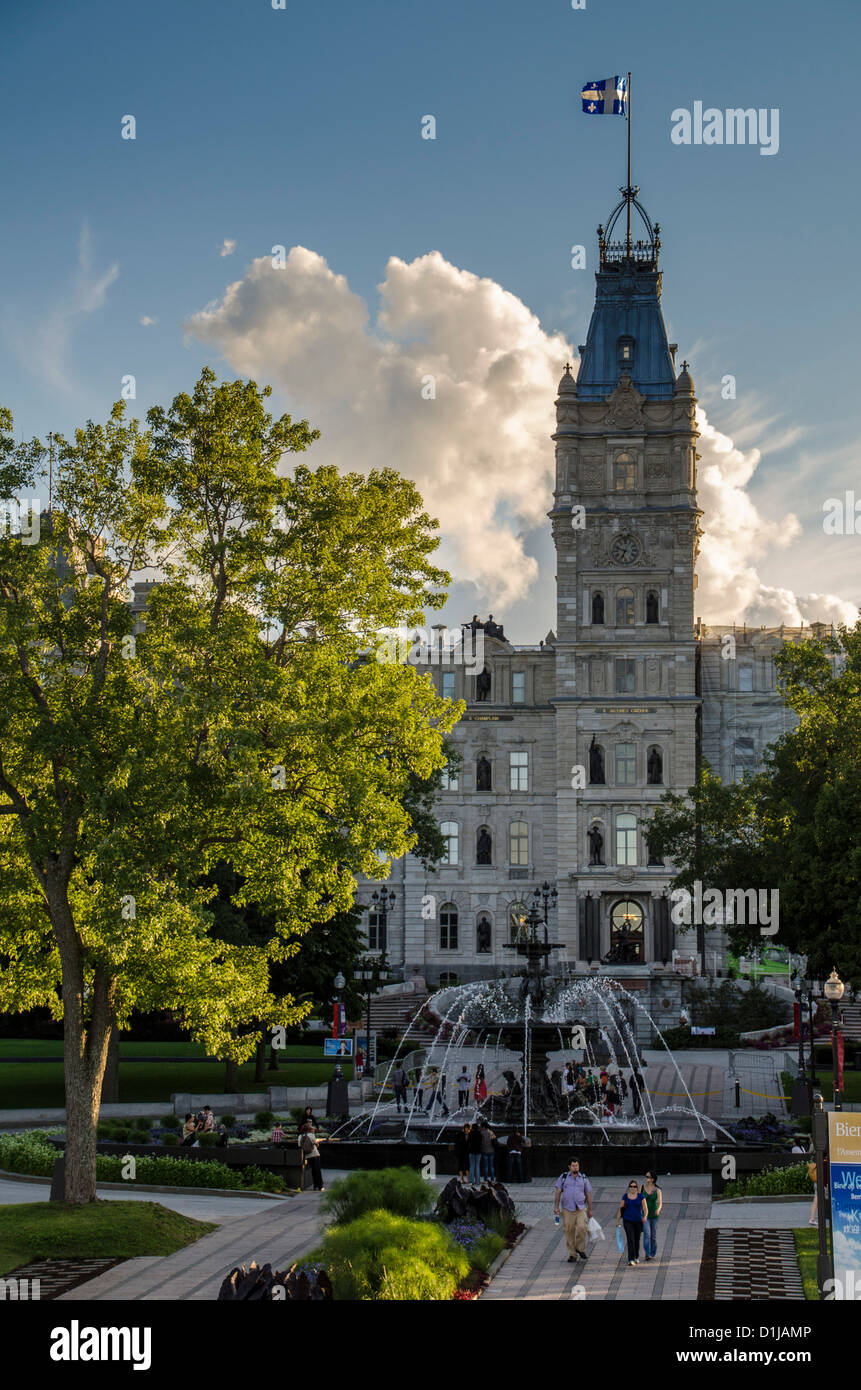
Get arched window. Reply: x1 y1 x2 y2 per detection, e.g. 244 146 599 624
440 821 459 865
439 971 459 988
616 587 635 626
509 821 529 867
614 450 636 491
476 915 492 954
440 902 458 951
591 591 605 625
646 590 660 623
615 742 637 785
476 755 492 791
610 899 644 963
476 826 492 865
509 901 529 942
647 746 663 785
616 813 637 866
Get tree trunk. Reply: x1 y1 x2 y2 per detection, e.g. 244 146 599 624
102 1024 120 1104
224 1058 239 1093
254 1033 267 1083
267 1041 280 1071
62 959 116 1204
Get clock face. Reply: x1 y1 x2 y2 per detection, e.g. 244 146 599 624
610 534 641 565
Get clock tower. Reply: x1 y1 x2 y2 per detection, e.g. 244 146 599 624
550 187 701 968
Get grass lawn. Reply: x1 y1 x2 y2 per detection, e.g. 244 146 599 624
0 1200 217 1277
792 1227 830 1300
0 1040 352 1107
814 1072 861 1103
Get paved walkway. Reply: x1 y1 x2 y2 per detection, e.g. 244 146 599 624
483 1175 710 1302
0 1176 283 1223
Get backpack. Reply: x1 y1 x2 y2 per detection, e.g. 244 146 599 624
559 1170 588 1186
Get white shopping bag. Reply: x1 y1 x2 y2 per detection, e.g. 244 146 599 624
587 1216 604 1241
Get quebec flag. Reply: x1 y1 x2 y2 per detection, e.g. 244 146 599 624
581 76 628 115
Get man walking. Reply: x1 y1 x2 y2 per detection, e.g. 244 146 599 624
456 1066 471 1110
629 1068 644 1117
553 1157 593 1264
392 1063 408 1114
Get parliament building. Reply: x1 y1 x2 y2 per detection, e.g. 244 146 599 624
358 186 827 1004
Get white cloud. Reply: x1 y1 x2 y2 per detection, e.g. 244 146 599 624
140 315 157 327
220 239 237 258
186 247 857 627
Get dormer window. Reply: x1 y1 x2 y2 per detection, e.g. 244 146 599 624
618 335 635 367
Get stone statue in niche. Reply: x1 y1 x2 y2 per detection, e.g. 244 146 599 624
476 827 492 864
587 825 604 865
476 756 492 791
589 737 605 785
475 667 491 701
592 591 605 624
647 748 663 784
477 917 492 953
646 591 660 623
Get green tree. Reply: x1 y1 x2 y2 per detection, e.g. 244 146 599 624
0 371 460 1201
648 622 861 978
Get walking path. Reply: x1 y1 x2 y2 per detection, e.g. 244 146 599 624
483 1175 710 1302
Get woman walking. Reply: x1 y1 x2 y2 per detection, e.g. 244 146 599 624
478 1120 496 1180
467 1117 483 1184
642 1172 662 1261
617 1179 648 1265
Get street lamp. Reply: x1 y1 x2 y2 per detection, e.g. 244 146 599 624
824 968 845 1112
353 951 390 1084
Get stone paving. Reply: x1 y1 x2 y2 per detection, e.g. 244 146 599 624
482 1175 710 1302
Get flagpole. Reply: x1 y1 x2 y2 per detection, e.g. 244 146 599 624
626 71 632 256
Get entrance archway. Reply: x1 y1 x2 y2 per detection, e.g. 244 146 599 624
609 899 644 963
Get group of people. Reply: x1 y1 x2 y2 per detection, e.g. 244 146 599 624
553 1158 663 1267
390 1063 489 1116
453 1121 526 1184
180 1104 229 1146
561 1062 645 1120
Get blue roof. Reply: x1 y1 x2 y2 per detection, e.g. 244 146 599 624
576 263 676 401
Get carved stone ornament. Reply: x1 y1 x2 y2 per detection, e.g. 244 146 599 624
605 373 646 430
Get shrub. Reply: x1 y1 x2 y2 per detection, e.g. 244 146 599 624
220 1115 236 1128
161 1133 180 1146
471 1232 505 1273
320 1167 433 1226
254 1111 276 1129
111 1128 131 1143
161 1115 180 1129
134 1118 154 1131
197 1133 219 1147
0 1130 57 1177
724 1161 812 1198
241 1166 287 1194
311 1210 469 1300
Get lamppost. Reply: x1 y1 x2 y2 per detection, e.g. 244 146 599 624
790 971 812 1118
534 881 558 932
824 968 845 1112
332 970 345 1079
353 952 390 1084
807 982 819 1091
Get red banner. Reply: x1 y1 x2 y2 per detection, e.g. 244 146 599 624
837 1029 845 1092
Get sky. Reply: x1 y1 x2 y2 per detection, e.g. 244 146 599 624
1 0 859 640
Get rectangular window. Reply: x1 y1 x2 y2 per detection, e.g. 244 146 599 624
441 822 459 865
441 763 459 791
615 659 636 693
738 665 753 691
509 821 529 866
440 906 458 951
368 912 386 952
616 815 638 866
512 671 525 703
509 750 529 791
615 743 637 785
442 671 456 699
